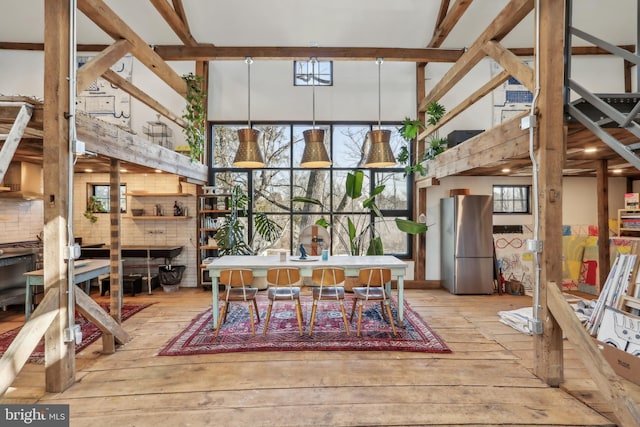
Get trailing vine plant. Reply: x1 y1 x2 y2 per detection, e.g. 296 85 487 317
182 73 206 162
398 101 448 176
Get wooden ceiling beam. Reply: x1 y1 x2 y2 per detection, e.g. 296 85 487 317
429 0 473 48
75 113 206 182
77 0 187 97
1 41 633 60
152 45 464 62
148 0 199 47
419 0 534 112
101 69 186 128
422 111 530 179
482 40 535 92
417 69 510 141
76 39 132 93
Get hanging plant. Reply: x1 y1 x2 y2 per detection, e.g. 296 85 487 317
397 101 448 176
84 196 106 223
182 73 206 162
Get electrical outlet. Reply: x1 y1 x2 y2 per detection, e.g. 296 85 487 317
526 239 543 253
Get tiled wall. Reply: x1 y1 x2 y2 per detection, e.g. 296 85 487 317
0 198 44 244
74 173 198 287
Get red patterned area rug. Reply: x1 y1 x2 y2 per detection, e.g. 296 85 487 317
0 303 151 363
159 295 450 355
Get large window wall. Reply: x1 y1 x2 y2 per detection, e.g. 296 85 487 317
210 122 413 258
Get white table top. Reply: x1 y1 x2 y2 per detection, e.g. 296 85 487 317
24 258 110 277
206 255 407 272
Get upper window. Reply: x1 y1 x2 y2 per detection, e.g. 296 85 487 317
293 60 333 86
87 183 127 213
493 185 530 214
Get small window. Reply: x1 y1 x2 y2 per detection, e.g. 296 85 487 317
293 60 333 86
493 185 530 214
87 183 127 213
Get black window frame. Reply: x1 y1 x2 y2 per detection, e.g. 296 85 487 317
492 184 531 214
209 121 414 258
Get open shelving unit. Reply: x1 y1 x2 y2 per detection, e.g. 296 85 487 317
197 192 231 288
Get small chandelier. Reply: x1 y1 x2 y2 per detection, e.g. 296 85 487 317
233 57 265 168
301 57 331 168
365 58 396 168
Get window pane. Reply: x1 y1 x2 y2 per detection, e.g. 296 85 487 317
213 172 248 196
332 213 371 255
376 217 409 256
253 170 290 213
292 169 331 212
252 214 290 255
213 124 243 168
292 214 331 251
332 125 368 168
375 172 408 211
255 125 291 168
493 185 530 214
333 170 369 213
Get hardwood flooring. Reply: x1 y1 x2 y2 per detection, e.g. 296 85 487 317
1 287 638 426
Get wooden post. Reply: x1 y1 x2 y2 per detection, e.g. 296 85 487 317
43 0 75 392
533 0 566 386
109 159 123 323
596 160 610 293
414 63 427 282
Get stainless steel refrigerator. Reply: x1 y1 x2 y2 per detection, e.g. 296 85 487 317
440 195 494 294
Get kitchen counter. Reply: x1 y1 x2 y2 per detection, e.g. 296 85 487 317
80 245 183 261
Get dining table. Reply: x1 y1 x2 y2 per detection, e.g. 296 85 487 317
206 255 408 329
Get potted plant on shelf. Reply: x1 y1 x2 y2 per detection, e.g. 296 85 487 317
398 101 448 176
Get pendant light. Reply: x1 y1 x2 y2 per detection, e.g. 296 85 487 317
301 57 331 168
233 57 265 168
365 58 396 168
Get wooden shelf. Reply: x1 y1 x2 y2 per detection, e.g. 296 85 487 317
199 209 230 214
126 192 193 197
200 245 219 250
126 216 192 220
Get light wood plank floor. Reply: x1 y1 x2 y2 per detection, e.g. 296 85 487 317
1 287 638 426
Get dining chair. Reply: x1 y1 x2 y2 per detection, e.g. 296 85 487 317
308 267 350 336
214 269 260 338
350 268 397 337
263 267 304 336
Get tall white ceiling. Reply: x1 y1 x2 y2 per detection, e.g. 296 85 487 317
0 1 637 51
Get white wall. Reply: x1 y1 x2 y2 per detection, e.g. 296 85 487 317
209 60 417 122
420 176 629 281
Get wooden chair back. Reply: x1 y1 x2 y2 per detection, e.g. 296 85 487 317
311 267 345 286
266 267 301 287
358 268 391 287
220 269 254 288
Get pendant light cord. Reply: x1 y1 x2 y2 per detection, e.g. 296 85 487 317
376 57 383 130
246 57 253 128
311 57 317 128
